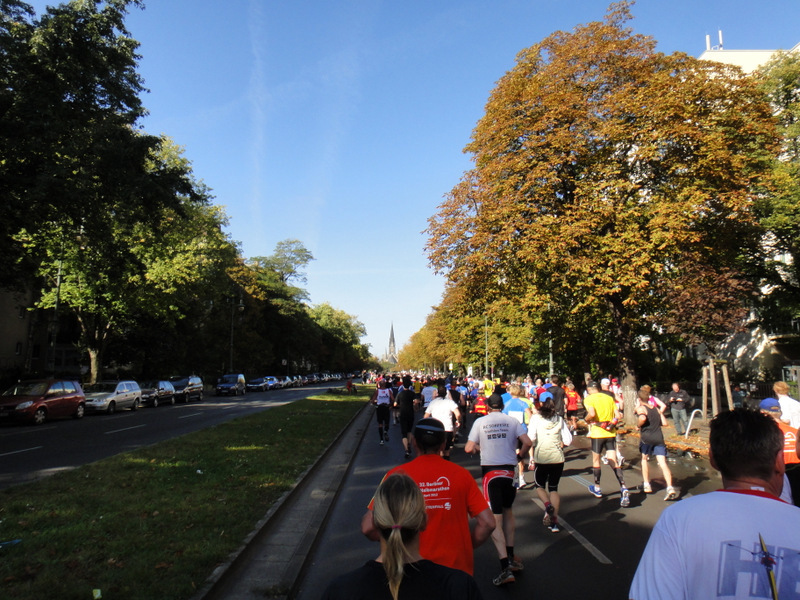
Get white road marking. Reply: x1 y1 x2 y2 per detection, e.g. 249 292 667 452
0 425 57 437
0 446 43 457
178 412 202 419
527 486 614 565
104 425 146 435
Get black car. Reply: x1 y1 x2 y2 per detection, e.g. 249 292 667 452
139 380 176 407
246 376 270 392
169 376 204 402
216 374 246 396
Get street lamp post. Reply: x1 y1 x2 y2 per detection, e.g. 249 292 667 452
229 295 244 372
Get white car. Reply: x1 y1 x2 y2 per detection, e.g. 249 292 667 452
84 381 141 414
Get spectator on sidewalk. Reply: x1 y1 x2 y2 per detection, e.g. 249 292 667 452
629 409 800 600
327 473 483 600
465 393 532 587
635 389 678 500
667 382 690 436
773 380 800 429
760 397 800 506
361 418 495 576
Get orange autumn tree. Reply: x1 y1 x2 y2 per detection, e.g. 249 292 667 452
426 2 777 413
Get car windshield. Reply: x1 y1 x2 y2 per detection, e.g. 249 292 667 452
85 382 117 393
3 381 48 396
141 381 158 388
221 375 238 383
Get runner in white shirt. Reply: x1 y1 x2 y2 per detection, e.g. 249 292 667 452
630 409 800 600
465 392 531 587
424 386 461 459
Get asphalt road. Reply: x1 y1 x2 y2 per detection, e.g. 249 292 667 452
0 383 331 490
295 410 722 600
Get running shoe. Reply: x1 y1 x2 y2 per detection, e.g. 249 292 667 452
493 568 515 586
543 503 555 527
601 456 609 465
664 486 678 501
620 487 630 508
380 439 384 446
508 556 524 572
549 522 560 533
642 482 652 493
588 484 602 498
384 434 389 442
404 451 411 459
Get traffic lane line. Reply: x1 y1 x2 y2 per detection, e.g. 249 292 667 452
104 424 146 435
0 446 43 458
526 493 614 565
0 425 57 437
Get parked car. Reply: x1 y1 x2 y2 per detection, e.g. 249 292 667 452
139 380 176 407
84 380 142 414
0 379 85 425
246 376 270 392
265 376 281 390
277 376 294 389
216 373 246 396
170 376 204 402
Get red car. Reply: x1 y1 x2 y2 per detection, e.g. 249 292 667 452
0 379 86 425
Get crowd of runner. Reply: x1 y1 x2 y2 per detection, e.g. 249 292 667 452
322 372 800 599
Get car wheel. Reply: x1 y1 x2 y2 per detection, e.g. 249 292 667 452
183 392 189 403
131 398 139 411
152 397 159 408
33 407 47 425
198 391 203 402
107 401 116 414
74 403 85 419
169 395 175 405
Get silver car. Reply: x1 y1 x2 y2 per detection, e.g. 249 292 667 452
84 381 142 414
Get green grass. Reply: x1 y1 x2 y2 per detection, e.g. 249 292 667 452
0 389 368 600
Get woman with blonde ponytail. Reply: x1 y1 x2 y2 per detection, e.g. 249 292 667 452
322 473 483 600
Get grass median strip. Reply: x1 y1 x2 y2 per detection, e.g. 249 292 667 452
0 389 368 600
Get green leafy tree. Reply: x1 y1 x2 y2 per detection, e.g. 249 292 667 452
0 1 186 288
426 2 777 412
754 52 800 337
26 138 235 381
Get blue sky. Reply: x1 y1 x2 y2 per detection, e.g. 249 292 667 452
30 1 800 356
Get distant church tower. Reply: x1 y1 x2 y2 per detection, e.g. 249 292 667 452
382 324 398 364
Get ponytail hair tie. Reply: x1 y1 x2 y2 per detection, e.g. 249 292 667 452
391 524 402 530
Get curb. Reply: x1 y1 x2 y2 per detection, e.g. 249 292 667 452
191 399 372 600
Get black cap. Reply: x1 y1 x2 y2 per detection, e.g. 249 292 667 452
415 418 445 436
487 393 504 409
586 380 598 390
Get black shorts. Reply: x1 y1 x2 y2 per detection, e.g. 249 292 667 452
533 462 564 492
376 404 390 425
566 409 579 418
444 431 455 451
591 437 617 455
399 411 415 436
481 466 517 514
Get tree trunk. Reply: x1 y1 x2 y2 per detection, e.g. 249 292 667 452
607 295 638 420
87 347 100 384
